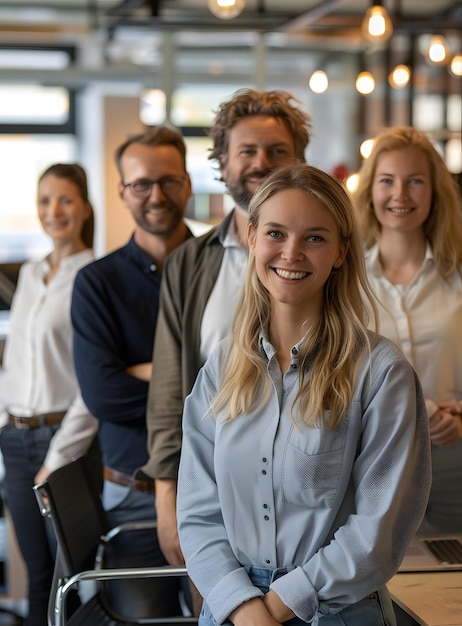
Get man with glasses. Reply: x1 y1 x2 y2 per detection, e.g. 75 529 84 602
70 126 194 616
142 89 312 579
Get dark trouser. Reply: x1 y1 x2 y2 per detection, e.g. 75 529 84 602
102 482 182 619
0 424 59 626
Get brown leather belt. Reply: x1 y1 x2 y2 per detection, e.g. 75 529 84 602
103 466 155 493
8 411 66 430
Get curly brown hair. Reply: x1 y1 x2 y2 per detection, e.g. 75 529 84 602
208 88 311 166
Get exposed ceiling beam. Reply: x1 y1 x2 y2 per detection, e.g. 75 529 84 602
281 0 350 32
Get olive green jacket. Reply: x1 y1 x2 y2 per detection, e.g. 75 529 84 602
143 210 235 480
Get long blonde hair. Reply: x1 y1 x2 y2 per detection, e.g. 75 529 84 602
354 126 462 278
212 164 380 430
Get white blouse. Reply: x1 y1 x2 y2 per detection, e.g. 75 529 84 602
365 243 462 533
365 243 462 416
0 249 98 471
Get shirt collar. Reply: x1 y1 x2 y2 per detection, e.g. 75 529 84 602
42 248 93 275
258 329 306 362
216 210 239 247
366 242 434 277
126 227 194 274
126 234 158 274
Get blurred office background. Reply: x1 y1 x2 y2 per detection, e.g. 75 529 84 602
0 0 460 263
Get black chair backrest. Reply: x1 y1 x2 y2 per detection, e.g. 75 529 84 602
36 454 109 576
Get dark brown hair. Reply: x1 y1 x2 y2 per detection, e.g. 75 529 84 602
115 126 187 179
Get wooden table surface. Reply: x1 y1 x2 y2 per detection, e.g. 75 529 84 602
388 571 462 626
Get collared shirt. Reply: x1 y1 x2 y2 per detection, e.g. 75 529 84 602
366 243 462 415
365 242 462 533
0 249 97 471
200 214 248 362
177 333 431 624
71 233 191 476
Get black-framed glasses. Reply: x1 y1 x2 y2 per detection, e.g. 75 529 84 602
122 175 186 198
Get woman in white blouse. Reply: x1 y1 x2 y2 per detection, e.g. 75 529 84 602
354 126 462 534
177 165 430 626
0 163 98 626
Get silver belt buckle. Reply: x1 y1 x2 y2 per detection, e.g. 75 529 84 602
13 416 32 430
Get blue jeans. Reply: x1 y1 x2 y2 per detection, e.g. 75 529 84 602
199 566 396 626
0 425 101 626
0 424 59 626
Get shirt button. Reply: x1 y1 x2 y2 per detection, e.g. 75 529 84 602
263 504 268 509
262 457 267 463
262 469 267 475
150 263 157 272
265 559 271 564
291 347 298 355
290 363 297 369
264 515 269 521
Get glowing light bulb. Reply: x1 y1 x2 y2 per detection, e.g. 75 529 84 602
309 70 328 94
346 173 360 193
427 35 449 65
361 4 393 43
449 54 462 77
388 64 411 88
208 0 246 20
356 71 375 95
360 139 375 159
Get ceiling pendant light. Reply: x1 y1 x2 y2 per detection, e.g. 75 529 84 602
309 70 329 94
449 54 462 77
361 1 393 44
427 35 450 65
355 71 376 95
388 64 411 88
208 0 246 20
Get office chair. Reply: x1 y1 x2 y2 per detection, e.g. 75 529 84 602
33 454 196 626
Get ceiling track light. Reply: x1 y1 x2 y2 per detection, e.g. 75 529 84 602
207 0 246 20
361 1 393 44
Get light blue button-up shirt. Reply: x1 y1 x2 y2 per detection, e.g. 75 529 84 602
177 332 431 624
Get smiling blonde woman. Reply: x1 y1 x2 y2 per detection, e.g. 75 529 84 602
177 164 431 626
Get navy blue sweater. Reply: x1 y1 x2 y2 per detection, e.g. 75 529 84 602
71 234 188 475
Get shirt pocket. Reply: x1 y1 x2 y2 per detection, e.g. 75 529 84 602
282 418 348 509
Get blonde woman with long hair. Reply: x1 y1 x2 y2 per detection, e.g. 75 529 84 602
354 126 462 534
177 164 430 626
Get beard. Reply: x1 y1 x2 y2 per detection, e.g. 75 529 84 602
134 200 184 237
225 169 272 211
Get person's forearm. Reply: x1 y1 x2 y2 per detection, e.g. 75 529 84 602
229 597 281 626
155 479 184 565
126 362 153 382
262 590 295 623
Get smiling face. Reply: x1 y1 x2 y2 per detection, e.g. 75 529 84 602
119 143 192 237
37 175 90 247
248 187 347 320
220 115 298 211
371 146 433 236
